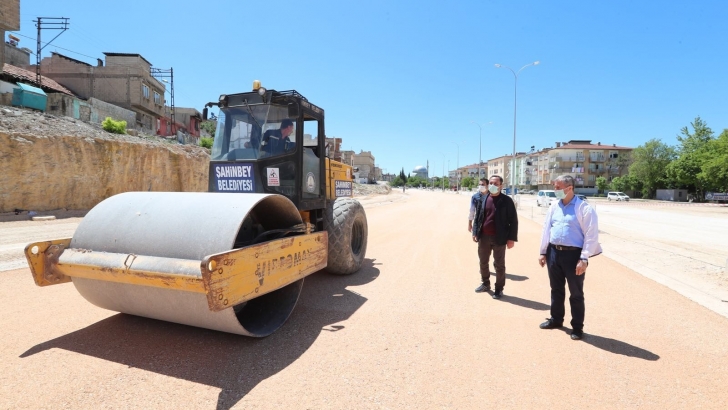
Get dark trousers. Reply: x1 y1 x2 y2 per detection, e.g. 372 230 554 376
546 245 585 331
477 235 507 292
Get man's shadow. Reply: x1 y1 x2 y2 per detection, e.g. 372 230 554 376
20 258 381 410
505 273 529 281
497 294 550 311
556 328 660 361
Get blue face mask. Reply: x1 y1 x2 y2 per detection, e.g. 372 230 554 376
488 184 500 194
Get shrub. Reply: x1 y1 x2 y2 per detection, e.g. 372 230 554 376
200 137 213 149
102 117 127 134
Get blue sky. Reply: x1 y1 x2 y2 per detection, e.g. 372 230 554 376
12 0 727 177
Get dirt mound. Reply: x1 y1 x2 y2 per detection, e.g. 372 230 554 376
353 183 391 197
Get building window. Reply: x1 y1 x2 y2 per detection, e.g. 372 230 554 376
142 84 150 99
154 91 161 105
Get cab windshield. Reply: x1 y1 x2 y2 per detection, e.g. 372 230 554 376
211 104 296 161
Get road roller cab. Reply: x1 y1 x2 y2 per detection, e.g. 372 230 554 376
24 82 368 337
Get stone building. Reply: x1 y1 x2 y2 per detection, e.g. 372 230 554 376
33 52 166 133
352 150 376 183
0 1 20 67
4 35 31 67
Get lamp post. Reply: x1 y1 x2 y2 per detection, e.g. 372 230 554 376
440 153 446 192
447 160 450 191
495 61 539 194
452 141 460 192
470 121 492 180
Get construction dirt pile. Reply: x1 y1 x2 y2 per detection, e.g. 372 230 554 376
0 107 209 214
354 183 391 196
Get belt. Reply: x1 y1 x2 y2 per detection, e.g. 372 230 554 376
550 244 581 251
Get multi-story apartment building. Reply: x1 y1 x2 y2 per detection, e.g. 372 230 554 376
36 52 166 133
487 155 512 185
535 149 552 189
514 152 540 189
352 150 376 183
547 140 632 193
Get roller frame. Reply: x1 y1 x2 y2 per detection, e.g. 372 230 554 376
24 232 328 312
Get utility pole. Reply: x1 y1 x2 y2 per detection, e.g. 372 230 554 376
151 67 175 135
34 17 69 86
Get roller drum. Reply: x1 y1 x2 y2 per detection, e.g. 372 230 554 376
68 192 305 337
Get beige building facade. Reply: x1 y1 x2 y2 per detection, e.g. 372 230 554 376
487 155 512 184
352 150 376 183
547 140 632 193
34 52 166 132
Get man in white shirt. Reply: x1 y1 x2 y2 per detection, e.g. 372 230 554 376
537 175 602 340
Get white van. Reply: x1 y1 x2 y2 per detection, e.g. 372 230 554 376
607 191 630 201
537 190 557 207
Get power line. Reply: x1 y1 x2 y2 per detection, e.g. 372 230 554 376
10 31 97 61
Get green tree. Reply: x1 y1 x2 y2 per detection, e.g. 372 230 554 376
627 139 676 198
595 176 608 194
699 129 728 194
200 120 217 137
406 175 426 187
666 117 715 198
390 176 404 187
399 168 407 182
609 176 628 192
461 176 475 189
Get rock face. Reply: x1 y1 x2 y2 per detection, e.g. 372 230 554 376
0 108 209 213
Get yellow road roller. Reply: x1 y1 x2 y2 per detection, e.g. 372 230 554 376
24 82 368 337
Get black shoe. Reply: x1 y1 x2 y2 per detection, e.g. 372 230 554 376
539 318 563 329
492 291 503 299
570 330 584 340
475 283 491 293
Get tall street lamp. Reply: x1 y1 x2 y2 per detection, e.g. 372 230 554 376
470 121 492 180
452 141 459 192
440 153 446 192
495 60 539 194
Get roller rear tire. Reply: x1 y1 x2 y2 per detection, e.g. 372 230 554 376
325 198 368 275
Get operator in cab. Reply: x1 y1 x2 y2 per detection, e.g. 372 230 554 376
260 118 295 155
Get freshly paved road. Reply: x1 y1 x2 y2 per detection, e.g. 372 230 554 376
1 189 727 409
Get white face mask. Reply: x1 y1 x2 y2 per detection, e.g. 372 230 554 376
478 185 487 193
555 189 566 199
488 184 500 194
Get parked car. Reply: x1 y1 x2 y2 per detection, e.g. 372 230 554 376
576 194 588 202
537 190 557 207
607 191 630 201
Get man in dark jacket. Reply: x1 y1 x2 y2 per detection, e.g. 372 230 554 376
468 175 518 299
261 119 295 155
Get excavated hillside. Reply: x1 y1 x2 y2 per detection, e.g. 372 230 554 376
0 107 390 216
0 107 209 214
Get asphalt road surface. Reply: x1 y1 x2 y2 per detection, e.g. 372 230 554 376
2 190 728 409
